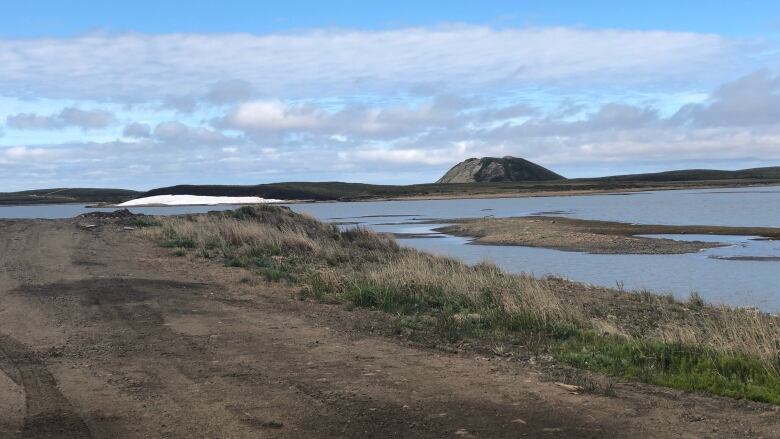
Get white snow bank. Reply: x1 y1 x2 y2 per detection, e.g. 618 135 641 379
117 194 284 207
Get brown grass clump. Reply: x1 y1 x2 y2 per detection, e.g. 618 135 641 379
355 253 578 325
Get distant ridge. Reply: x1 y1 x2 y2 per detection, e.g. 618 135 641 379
4 165 780 206
590 166 780 182
436 156 565 183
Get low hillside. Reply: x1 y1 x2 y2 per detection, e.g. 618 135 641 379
0 188 139 205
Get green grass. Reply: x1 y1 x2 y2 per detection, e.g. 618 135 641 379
554 332 780 404
160 237 196 249
319 272 780 403
129 217 161 228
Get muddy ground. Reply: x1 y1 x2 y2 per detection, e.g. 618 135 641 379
0 219 778 438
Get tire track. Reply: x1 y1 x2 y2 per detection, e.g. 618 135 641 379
0 334 91 439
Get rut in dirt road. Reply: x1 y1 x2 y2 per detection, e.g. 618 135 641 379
0 334 91 439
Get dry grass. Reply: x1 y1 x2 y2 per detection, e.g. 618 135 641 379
142 205 780 402
658 309 780 374
143 209 325 254
144 206 779 366
350 254 578 325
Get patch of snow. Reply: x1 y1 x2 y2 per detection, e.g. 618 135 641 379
117 194 284 207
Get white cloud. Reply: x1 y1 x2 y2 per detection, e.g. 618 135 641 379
2 145 58 162
0 25 778 189
0 27 742 101
221 100 323 131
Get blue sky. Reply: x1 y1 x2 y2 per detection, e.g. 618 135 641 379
2 1 778 37
1 2 780 190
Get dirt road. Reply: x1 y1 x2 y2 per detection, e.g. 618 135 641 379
0 219 777 438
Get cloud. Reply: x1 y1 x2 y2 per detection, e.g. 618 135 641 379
5 113 61 130
205 79 254 105
153 121 233 146
4 65 780 189
58 107 116 129
674 69 780 127
1 145 60 163
219 95 474 139
0 27 741 101
6 107 115 130
123 122 151 138
160 94 198 113
221 100 323 132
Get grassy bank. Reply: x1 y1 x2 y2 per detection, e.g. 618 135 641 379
142 205 780 404
436 216 780 254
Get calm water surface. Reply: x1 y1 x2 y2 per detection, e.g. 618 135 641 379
289 186 780 312
2 186 779 311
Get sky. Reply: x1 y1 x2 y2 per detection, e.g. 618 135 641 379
2 1 780 191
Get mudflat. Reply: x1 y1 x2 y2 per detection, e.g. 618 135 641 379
436 216 780 254
0 219 778 438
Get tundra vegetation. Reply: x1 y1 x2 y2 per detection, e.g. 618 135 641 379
142 205 780 404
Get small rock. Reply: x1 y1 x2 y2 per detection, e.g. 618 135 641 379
555 382 582 393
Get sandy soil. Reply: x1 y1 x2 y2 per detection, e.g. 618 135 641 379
435 216 780 254
0 218 778 438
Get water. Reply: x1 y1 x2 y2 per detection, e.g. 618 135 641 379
2 186 779 311
287 186 780 312
296 186 780 227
